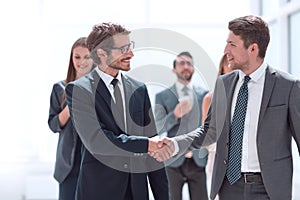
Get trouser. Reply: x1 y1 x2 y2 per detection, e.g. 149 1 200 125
166 158 208 200
219 173 269 200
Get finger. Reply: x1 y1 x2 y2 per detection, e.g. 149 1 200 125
157 140 164 148
162 137 172 146
157 147 171 161
148 151 154 157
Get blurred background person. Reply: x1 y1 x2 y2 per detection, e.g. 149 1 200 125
202 54 233 200
48 37 94 200
155 51 209 200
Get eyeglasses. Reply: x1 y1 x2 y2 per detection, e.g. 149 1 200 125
176 61 193 67
106 41 135 54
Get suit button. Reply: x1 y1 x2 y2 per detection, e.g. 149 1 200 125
223 160 227 165
124 164 128 168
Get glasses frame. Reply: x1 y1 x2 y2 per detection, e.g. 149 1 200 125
176 60 194 67
105 41 135 54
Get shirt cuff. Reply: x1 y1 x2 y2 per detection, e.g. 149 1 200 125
170 138 179 157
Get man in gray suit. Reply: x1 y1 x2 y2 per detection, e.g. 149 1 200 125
66 22 169 200
151 15 300 200
154 51 209 200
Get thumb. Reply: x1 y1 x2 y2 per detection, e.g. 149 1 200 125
157 139 164 148
162 137 172 146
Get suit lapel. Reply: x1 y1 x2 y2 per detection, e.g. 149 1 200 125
224 71 239 125
170 84 179 105
122 75 133 132
227 73 239 137
257 66 276 129
218 72 239 144
92 70 114 109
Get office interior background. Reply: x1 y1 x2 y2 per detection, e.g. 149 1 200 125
0 0 299 199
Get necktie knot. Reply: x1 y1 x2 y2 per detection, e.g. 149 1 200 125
111 78 118 88
182 86 189 96
244 76 251 84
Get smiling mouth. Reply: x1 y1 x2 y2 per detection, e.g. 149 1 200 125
227 58 233 63
79 65 89 69
226 54 232 61
121 57 131 63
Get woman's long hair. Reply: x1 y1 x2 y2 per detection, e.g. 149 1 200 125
61 37 88 108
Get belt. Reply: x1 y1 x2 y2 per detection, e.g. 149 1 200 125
241 172 263 184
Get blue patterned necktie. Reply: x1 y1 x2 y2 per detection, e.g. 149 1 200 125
226 75 251 185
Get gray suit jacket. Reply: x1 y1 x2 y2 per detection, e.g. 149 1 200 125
174 66 300 200
155 84 208 167
48 81 80 183
65 69 168 200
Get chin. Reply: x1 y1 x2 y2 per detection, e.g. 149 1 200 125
121 64 131 71
123 67 131 71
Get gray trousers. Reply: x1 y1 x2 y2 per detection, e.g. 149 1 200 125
218 174 270 200
166 158 208 200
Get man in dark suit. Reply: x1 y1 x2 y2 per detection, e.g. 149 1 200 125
152 15 300 200
154 51 209 200
66 22 169 200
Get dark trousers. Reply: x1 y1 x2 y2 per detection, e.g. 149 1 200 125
166 158 208 200
59 141 81 200
59 159 80 200
219 173 270 200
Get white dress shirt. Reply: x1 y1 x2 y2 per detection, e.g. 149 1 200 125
231 63 267 172
175 82 193 98
95 67 127 131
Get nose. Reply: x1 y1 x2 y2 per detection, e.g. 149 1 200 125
183 63 190 69
224 44 229 55
79 58 85 65
79 58 88 66
126 49 134 57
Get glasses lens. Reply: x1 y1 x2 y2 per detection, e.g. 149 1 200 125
130 41 135 49
121 41 134 54
178 61 193 67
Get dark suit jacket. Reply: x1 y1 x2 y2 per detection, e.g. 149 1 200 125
66 69 169 200
174 66 300 200
155 84 208 167
48 81 81 183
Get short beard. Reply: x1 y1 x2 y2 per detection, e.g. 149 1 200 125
177 73 192 82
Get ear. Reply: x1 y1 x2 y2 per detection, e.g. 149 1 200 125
96 48 107 58
249 43 259 54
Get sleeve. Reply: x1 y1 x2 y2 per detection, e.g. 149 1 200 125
154 92 179 135
65 82 149 158
48 82 64 133
172 78 223 157
289 79 300 152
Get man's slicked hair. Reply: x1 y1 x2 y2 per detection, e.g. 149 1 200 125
228 15 270 59
87 22 130 65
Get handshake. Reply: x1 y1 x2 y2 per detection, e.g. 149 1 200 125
148 136 176 162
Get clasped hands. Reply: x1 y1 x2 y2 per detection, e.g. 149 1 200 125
148 136 175 162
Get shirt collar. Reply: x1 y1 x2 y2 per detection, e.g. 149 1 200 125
95 67 122 87
238 62 267 83
175 81 192 92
